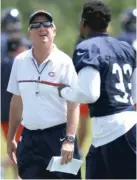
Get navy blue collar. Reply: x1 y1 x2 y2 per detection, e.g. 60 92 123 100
89 32 109 38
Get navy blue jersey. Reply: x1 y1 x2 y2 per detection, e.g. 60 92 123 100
73 33 136 117
1 56 14 121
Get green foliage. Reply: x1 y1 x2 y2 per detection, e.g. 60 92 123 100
2 0 136 56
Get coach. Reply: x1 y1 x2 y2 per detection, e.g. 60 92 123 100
7 10 81 179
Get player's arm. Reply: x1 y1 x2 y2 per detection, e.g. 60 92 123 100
59 42 101 104
131 68 137 109
130 45 137 109
60 66 100 103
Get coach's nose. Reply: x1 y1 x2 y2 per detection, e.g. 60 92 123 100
39 23 46 29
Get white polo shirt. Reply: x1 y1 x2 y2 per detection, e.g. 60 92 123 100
7 47 78 130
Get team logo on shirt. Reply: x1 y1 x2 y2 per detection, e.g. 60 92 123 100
48 72 55 77
77 51 87 56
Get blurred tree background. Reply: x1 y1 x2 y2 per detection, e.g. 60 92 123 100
2 0 136 56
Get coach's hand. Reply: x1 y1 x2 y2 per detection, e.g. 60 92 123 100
58 84 70 97
7 140 17 164
61 140 74 164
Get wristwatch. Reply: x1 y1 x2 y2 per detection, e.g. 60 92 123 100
65 136 75 143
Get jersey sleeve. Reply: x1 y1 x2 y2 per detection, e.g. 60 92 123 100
73 42 102 73
133 49 136 69
7 57 21 95
120 41 137 69
61 57 78 87
131 68 137 105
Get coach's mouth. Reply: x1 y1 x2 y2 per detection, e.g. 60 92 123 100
40 34 47 37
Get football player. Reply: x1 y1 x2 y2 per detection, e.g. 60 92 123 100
58 1 137 179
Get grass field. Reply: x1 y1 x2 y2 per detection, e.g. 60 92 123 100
1 121 92 179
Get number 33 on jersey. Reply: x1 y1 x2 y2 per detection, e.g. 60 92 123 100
73 39 136 117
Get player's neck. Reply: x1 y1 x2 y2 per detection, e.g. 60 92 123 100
86 29 107 39
32 44 54 64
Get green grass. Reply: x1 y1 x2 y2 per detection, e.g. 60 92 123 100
1 120 92 179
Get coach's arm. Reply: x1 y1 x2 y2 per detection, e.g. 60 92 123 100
61 101 80 164
60 59 80 164
7 95 23 162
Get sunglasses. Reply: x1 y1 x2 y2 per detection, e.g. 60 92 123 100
29 21 53 29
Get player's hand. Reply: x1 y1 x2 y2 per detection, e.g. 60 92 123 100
58 84 70 97
61 140 74 164
7 140 17 164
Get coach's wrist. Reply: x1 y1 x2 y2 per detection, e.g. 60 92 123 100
64 135 76 143
7 133 15 142
7 137 14 143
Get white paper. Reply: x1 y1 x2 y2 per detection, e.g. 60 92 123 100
46 156 83 175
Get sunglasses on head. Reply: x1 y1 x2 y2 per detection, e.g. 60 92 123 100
29 21 53 29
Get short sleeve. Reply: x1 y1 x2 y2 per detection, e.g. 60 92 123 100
131 68 137 104
133 49 136 69
7 57 21 95
120 41 137 69
73 42 101 73
61 59 78 87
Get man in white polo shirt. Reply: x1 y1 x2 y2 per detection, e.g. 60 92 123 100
7 10 81 179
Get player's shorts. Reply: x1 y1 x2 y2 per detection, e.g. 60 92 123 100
80 104 89 116
1 122 24 142
16 123 81 179
86 124 136 179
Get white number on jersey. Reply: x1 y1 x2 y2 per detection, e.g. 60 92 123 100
112 63 133 104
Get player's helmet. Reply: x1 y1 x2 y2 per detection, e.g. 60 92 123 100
1 8 22 32
120 8 137 32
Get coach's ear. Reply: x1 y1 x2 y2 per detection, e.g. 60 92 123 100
52 24 56 38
